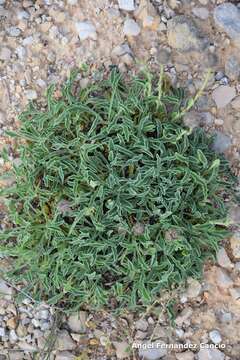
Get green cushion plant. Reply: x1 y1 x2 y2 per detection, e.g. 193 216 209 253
0 69 236 310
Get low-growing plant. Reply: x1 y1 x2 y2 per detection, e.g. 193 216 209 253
0 69 237 310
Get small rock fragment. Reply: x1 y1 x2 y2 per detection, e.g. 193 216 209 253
55 351 76 360
113 341 130 359
135 319 148 332
0 47 11 61
56 330 76 351
175 308 193 327
209 330 222 344
216 248 233 270
176 352 195 360
229 287 240 300
212 85 236 108
0 280 13 300
212 131 231 153
197 348 225 360
214 3 240 45
123 19 141 36
7 27 21 37
167 16 208 51
192 7 209 20
186 278 202 298
25 89 37 100
225 55 240 81
118 0 135 11
75 21 97 40
67 311 87 333
138 340 167 360
216 268 233 289
231 96 240 109
230 232 240 260
111 43 132 57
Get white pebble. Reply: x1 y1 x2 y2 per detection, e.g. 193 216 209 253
123 19 140 36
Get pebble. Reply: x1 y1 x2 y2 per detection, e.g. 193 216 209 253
212 85 236 108
230 232 240 260
7 27 21 37
67 311 87 333
212 131 231 153
123 19 140 36
0 327 5 337
112 43 132 57
118 0 135 11
75 21 97 41
215 71 225 81
55 330 76 351
218 311 232 324
225 55 240 81
25 89 37 100
231 96 240 110
186 278 202 298
167 15 208 51
229 287 240 300
216 248 233 270
55 352 76 360
113 341 129 359
0 47 11 61
214 3 240 45
138 340 167 360
216 268 233 289
135 319 148 332
0 280 13 300
175 308 193 327
176 352 195 360
9 329 18 342
197 348 225 360
192 7 209 20
209 330 222 344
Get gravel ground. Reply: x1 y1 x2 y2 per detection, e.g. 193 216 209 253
0 0 240 359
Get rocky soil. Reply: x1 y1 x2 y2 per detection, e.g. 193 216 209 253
0 0 240 359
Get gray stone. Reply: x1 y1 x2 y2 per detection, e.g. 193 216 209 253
167 16 208 51
0 327 5 337
67 311 87 333
212 85 236 108
138 340 167 360
0 47 11 61
56 330 76 351
214 3 240 45
215 71 225 81
225 56 240 81
112 43 132 57
230 232 240 260
218 311 232 323
192 7 209 20
197 348 225 360
16 46 27 60
7 27 21 37
113 341 129 359
175 308 193 327
9 329 18 342
186 278 202 298
118 0 135 11
176 352 195 360
229 287 240 300
219 77 229 86
55 352 76 360
135 330 148 340
216 248 233 270
25 89 37 100
216 268 233 289
209 330 222 344
0 279 13 300
135 319 148 332
75 21 97 41
36 309 49 320
123 19 140 36
212 131 231 153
